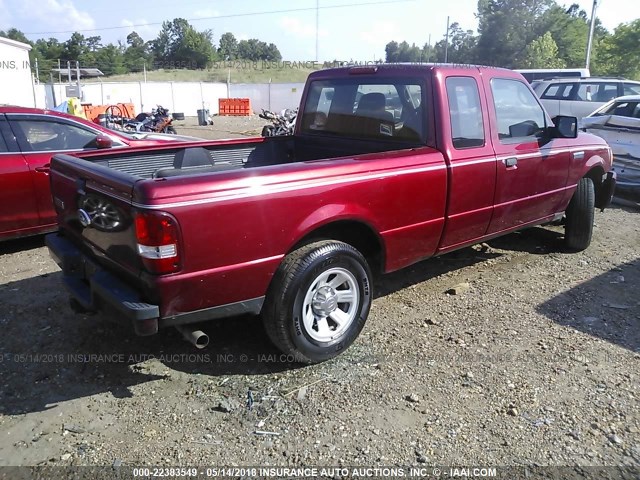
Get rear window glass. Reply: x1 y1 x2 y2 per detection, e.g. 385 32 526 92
301 77 426 143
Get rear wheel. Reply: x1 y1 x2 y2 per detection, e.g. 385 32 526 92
262 241 372 364
564 177 595 251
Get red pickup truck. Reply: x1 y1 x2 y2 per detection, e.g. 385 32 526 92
46 64 615 363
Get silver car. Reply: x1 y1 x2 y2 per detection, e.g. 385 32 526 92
581 95 640 195
532 77 640 120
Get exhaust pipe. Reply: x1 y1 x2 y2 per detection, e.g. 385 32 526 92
175 325 209 349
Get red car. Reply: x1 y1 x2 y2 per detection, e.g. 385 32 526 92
0 106 200 241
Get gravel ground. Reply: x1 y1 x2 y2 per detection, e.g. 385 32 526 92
0 121 638 476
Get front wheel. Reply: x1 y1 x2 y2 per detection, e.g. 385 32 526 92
262 241 372 364
564 177 595 251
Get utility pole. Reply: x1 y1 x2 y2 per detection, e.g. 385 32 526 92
316 0 319 62
76 61 81 99
34 58 40 84
444 16 450 63
585 0 598 69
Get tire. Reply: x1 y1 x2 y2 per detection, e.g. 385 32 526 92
261 125 275 137
166 126 177 134
564 177 595 251
262 241 373 364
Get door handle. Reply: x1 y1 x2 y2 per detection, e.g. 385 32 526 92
35 164 50 173
504 157 518 168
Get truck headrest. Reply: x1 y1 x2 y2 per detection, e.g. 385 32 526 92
174 147 214 168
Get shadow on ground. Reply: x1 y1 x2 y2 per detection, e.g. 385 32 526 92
376 225 565 297
0 235 46 256
1 224 625 415
0 267 291 415
536 258 640 354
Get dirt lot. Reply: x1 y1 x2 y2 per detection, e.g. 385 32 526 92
0 119 638 476
173 115 268 140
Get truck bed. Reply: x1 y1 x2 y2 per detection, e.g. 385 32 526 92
78 135 423 179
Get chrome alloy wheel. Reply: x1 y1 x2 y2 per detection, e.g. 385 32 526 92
301 267 360 342
79 195 122 230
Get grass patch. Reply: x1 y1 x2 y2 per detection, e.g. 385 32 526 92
85 65 320 84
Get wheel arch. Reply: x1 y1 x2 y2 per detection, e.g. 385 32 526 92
584 165 609 208
288 219 385 276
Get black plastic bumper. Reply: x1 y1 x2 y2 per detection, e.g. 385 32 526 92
45 233 160 336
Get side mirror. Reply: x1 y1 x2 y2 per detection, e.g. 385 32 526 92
550 116 578 139
95 135 113 149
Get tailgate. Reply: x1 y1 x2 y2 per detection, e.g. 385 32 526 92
50 153 144 277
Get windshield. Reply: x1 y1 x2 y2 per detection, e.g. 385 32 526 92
301 77 427 143
593 100 640 118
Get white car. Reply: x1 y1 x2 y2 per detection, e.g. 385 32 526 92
532 77 640 121
582 95 640 195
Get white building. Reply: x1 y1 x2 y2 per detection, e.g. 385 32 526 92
0 37 35 107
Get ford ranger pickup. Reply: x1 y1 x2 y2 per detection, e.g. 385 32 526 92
46 64 616 363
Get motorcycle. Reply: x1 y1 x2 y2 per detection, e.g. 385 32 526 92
123 105 177 134
259 108 297 136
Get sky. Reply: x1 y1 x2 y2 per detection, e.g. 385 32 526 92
1 0 639 62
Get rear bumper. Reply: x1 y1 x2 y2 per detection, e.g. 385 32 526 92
45 233 160 335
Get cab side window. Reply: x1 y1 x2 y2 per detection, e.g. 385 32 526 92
491 78 545 142
11 119 99 152
446 76 484 149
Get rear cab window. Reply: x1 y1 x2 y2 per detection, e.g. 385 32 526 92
446 77 485 149
301 77 426 144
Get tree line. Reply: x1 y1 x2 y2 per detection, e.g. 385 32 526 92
385 0 639 79
0 18 282 78
2 1 639 80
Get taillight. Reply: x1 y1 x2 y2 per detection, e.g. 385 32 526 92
134 211 181 274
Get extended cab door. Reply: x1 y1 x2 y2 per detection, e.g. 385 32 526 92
437 75 497 251
0 115 42 236
485 77 570 234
